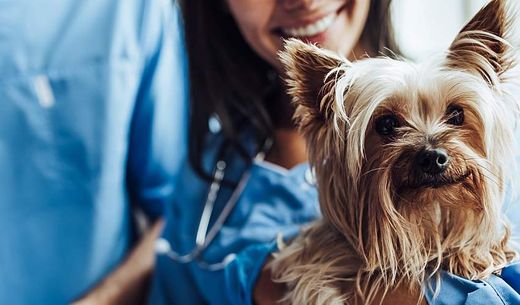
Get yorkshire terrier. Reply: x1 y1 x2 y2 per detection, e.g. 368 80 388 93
270 1 519 304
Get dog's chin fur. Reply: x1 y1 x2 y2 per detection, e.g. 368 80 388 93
270 1 520 304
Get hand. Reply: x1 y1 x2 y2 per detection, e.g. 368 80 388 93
253 259 286 305
71 220 164 305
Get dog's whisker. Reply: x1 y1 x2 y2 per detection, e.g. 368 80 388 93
361 167 387 177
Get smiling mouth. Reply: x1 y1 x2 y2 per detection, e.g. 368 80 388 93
277 5 345 39
281 13 336 37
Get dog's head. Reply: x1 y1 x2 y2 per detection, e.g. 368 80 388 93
282 0 518 285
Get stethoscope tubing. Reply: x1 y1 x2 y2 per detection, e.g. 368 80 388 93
156 139 271 270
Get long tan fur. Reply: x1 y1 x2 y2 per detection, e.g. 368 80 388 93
270 1 519 304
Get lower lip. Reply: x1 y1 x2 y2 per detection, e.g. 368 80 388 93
298 31 330 45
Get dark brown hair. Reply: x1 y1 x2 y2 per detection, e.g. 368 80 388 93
179 0 400 181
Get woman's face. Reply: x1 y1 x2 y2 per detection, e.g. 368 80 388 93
225 0 371 70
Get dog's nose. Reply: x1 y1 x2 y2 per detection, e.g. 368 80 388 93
416 148 449 174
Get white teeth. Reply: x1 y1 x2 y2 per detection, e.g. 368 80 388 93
282 13 336 38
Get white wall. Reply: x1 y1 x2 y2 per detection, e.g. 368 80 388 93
391 0 489 60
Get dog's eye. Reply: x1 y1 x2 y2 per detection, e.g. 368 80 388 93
375 115 400 136
446 106 464 126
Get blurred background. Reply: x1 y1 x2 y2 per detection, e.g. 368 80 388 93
393 0 489 60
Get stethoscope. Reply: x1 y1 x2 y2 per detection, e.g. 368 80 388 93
155 125 273 271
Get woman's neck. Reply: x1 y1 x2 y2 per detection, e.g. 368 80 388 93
265 128 308 169
265 85 297 129
263 86 308 168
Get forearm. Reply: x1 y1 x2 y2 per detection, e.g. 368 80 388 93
72 220 163 305
74 251 151 305
253 258 286 305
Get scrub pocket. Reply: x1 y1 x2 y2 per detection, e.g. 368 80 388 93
0 60 138 212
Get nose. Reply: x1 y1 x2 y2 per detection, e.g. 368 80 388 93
280 0 318 10
415 148 449 174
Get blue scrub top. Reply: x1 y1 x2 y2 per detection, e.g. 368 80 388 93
148 130 320 305
149 126 520 305
0 0 187 304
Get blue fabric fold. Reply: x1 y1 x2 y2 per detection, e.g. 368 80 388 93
426 264 520 305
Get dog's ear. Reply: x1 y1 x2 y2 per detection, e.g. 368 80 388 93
280 39 345 126
446 0 515 85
